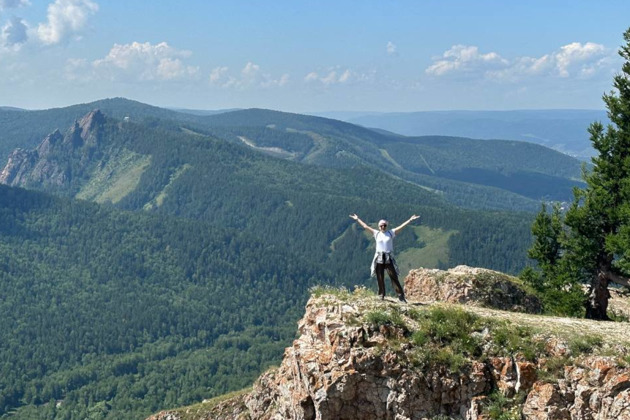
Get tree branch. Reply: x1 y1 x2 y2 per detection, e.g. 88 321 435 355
603 268 630 287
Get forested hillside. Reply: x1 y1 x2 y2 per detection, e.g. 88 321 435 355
0 98 585 212
0 173 531 419
1 109 534 278
0 101 553 419
0 185 336 418
193 108 585 210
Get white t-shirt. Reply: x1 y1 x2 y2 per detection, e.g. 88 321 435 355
374 230 395 253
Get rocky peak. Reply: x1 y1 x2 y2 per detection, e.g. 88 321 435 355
0 110 109 190
35 129 63 157
66 109 106 148
147 284 630 420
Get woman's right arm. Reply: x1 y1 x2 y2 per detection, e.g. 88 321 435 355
349 214 377 234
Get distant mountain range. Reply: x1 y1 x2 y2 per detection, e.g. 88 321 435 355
0 98 586 212
167 107 240 116
313 109 607 160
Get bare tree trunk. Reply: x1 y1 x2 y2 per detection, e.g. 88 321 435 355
585 271 610 320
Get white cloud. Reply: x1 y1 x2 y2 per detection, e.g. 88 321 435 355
1 15 27 49
426 45 507 76
0 0 30 10
209 66 230 84
208 62 288 89
67 41 199 82
37 0 98 45
427 42 612 82
304 67 371 85
386 41 397 56
241 61 260 79
554 42 606 77
320 70 338 85
304 72 319 83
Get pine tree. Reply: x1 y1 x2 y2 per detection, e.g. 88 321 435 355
524 203 584 316
556 28 630 319
528 203 564 280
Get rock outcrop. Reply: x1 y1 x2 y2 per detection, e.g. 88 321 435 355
147 288 630 420
405 265 543 314
522 357 630 419
0 110 106 190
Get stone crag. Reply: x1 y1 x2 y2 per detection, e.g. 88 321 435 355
0 110 106 190
147 278 630 420
405 265 543 314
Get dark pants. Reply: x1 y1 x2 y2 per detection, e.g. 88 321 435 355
375 263 404 297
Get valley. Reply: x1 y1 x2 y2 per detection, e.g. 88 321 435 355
0 99 590 419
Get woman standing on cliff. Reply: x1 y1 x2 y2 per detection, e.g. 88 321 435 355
349 214 420 302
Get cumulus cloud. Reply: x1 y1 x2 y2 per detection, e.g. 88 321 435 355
426 42 612 82
208 62 289 89
67 41 199 82
304 68 372 85
37 0 98 45
554 42 607 77
0 0 30 10
1 15 27 49
386 41 397 56
426 45 507 76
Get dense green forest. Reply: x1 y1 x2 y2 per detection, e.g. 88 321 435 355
0 103 545 418
0 185 335 419
0 183 531 419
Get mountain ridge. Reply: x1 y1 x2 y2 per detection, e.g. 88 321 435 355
0 98 586 211
317 109 608 160
0 108 536 276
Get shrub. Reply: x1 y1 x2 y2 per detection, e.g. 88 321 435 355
365 309 407 330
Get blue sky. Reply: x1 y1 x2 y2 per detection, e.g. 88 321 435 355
1 0 629 112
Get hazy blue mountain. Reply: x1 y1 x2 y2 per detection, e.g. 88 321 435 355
314 109 608 160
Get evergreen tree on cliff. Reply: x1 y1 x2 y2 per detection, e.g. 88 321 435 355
529 28 630 319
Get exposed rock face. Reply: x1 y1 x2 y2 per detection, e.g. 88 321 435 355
522 357 630 419
243 301 492 420
0 110 106 190
0 148 40 186
405 265 542 314
146 292 630 420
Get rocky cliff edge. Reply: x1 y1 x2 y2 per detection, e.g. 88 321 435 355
148 267 630 420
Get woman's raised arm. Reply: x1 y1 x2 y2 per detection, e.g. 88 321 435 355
393 214 420 235
350 214 377 234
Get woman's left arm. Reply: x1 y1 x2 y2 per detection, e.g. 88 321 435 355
393 215 420 235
